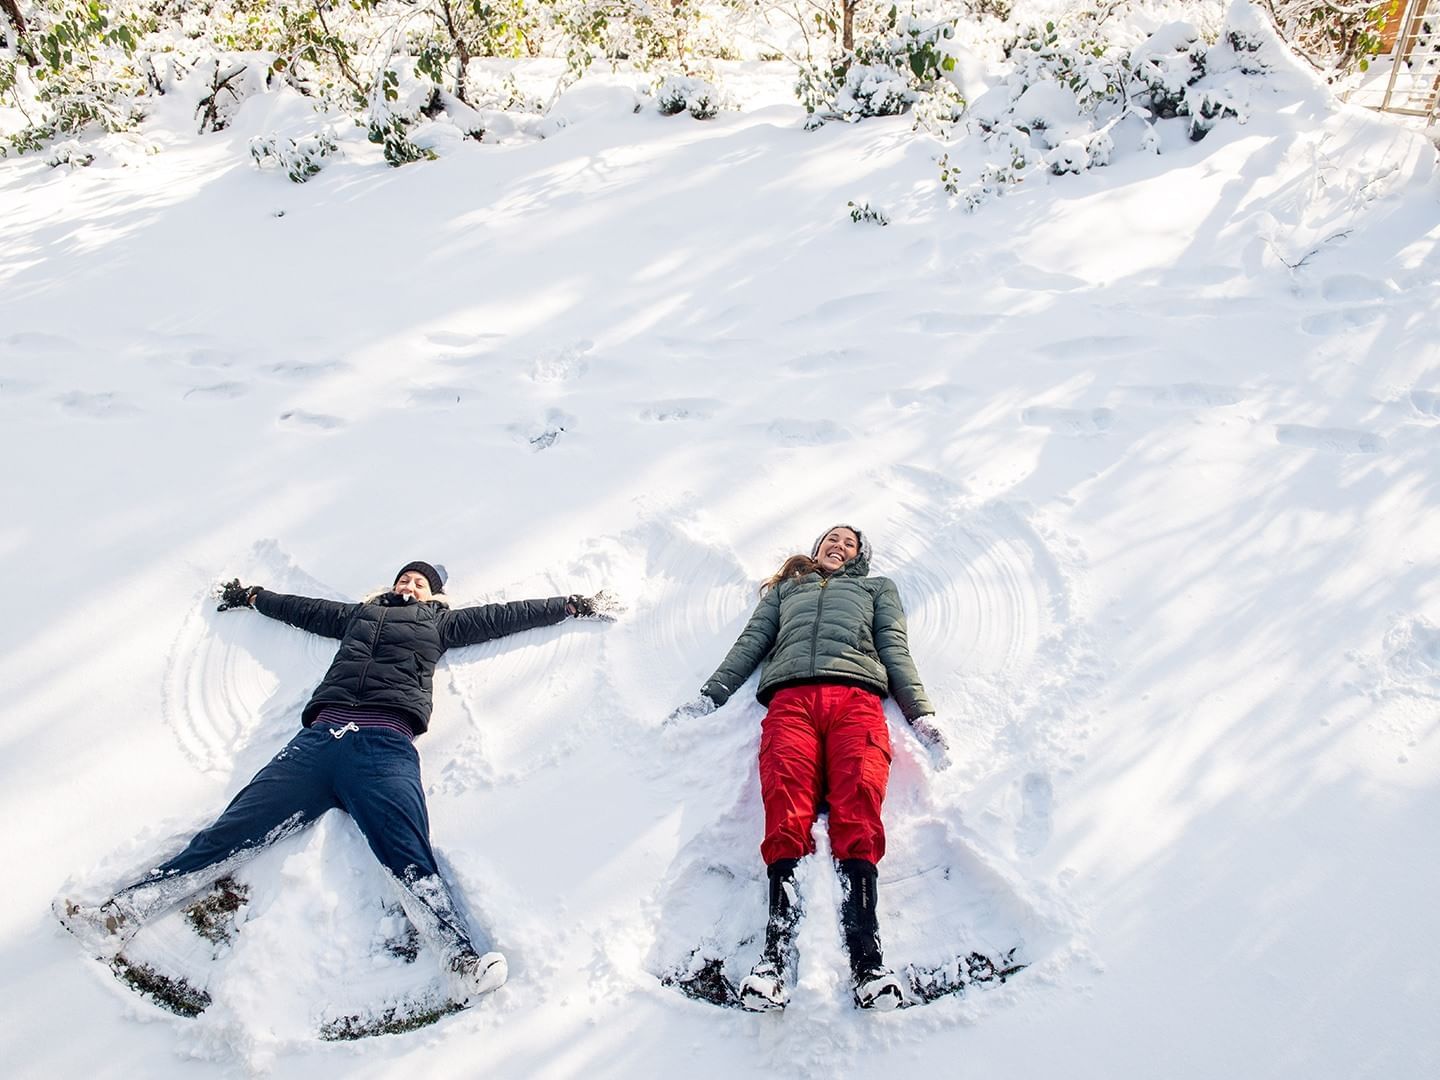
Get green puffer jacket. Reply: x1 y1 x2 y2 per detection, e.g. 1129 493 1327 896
701 550 933 720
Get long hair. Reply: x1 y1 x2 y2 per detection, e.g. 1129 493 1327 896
760 554 823 595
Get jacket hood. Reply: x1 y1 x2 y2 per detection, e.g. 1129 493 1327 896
811 523 871 577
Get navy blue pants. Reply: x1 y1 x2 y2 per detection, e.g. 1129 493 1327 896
116 721 474 956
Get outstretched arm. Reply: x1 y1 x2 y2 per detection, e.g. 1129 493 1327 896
440 596 571 649
700 588 781 707
250 589 359 640
873 580 934 721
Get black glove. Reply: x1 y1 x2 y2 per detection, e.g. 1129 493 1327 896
565 589 624 621
216 579 262 612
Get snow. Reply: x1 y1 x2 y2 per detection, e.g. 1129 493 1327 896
3 6 1440 1079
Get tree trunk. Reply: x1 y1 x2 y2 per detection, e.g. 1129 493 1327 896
843 0 855 51
1 0 38 65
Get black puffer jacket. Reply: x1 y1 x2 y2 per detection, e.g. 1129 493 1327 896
253 589 570 736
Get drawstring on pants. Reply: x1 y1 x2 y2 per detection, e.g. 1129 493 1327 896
329 722 360 739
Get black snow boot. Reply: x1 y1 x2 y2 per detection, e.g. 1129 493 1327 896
740 858 801 1012
838 858 904 1011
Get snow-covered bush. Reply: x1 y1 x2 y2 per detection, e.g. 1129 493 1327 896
847 198 888 223
2 0 146 154
192 55 267 133
1259 0 1390 77
44 135 93 166
249 129 338 182
654 71 724 118
948 4 1276 211
796 3 966 129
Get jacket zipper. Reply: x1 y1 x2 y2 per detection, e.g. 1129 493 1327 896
809 577 830 677
355 606 388 699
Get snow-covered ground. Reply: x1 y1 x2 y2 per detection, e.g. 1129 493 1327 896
3 10 1439 1079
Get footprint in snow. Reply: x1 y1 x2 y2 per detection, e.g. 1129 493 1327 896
889 383 973 410
57 391 140 418
1014 773 1054 857
269 360 347 380
905 311 1003 334
0 377 45 398
278 409 345 431
999 265 1089 292
183 382 248 401
779 349 874 376
1122 383 1243 409
408 385 477 408
1021 406 1113 435
509 408 575 450
1036 335 1149 360
1320 274 1394 304
6 331 79 353
1300 308 1383 335
1380 616 1440 692
185 347 240 369
426 330 504 349
529 340 592 383
638 399 719 422
1275 425 1385 454
787 291 890 324
765 418 851 446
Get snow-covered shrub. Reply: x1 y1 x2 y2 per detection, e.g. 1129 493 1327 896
654 72 724 118
366 68 438 167
249 130 338 182
1259 0 1390 77
952 5 1273 209
951 123 1046 211
192 55 265 133
2 0 146 154
847 199 888 224
412 0 537 107
547 0 714 78
44 136 94 166
796 4 966 129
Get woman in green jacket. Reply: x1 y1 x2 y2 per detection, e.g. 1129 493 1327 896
672 524 949 1012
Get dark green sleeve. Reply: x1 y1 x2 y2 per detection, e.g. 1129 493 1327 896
873 580 933 720
252 590 359 640
701 588 781 706
440 597 570 649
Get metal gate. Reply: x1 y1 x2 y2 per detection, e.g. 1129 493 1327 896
1347 0 1440 121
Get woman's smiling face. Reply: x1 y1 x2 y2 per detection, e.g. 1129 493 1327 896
394 570 434 601
815 528 859 572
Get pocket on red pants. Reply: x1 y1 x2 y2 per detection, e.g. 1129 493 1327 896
859 729 892 793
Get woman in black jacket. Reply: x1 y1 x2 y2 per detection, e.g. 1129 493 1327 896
57 560 616 1005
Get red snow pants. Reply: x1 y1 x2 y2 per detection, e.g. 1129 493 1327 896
758 683 892 867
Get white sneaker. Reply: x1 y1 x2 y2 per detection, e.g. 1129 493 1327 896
54 897 138 958
854 967 905 1011
739 959 788 1012
447 950 507 1004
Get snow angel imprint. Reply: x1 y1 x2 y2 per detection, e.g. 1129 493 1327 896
56 561 621 1005
670 525 949 1011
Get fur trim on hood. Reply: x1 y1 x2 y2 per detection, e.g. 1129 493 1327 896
363 587 451 607
811 523 872 572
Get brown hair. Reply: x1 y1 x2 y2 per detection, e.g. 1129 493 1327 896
760 554 823 594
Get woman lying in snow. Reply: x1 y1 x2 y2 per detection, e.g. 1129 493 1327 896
671 524 949 1012
56 560 619 1005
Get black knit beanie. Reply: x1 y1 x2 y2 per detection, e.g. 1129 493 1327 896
394 561 447 594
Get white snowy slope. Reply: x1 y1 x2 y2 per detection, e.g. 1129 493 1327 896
2 6 1439 1079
